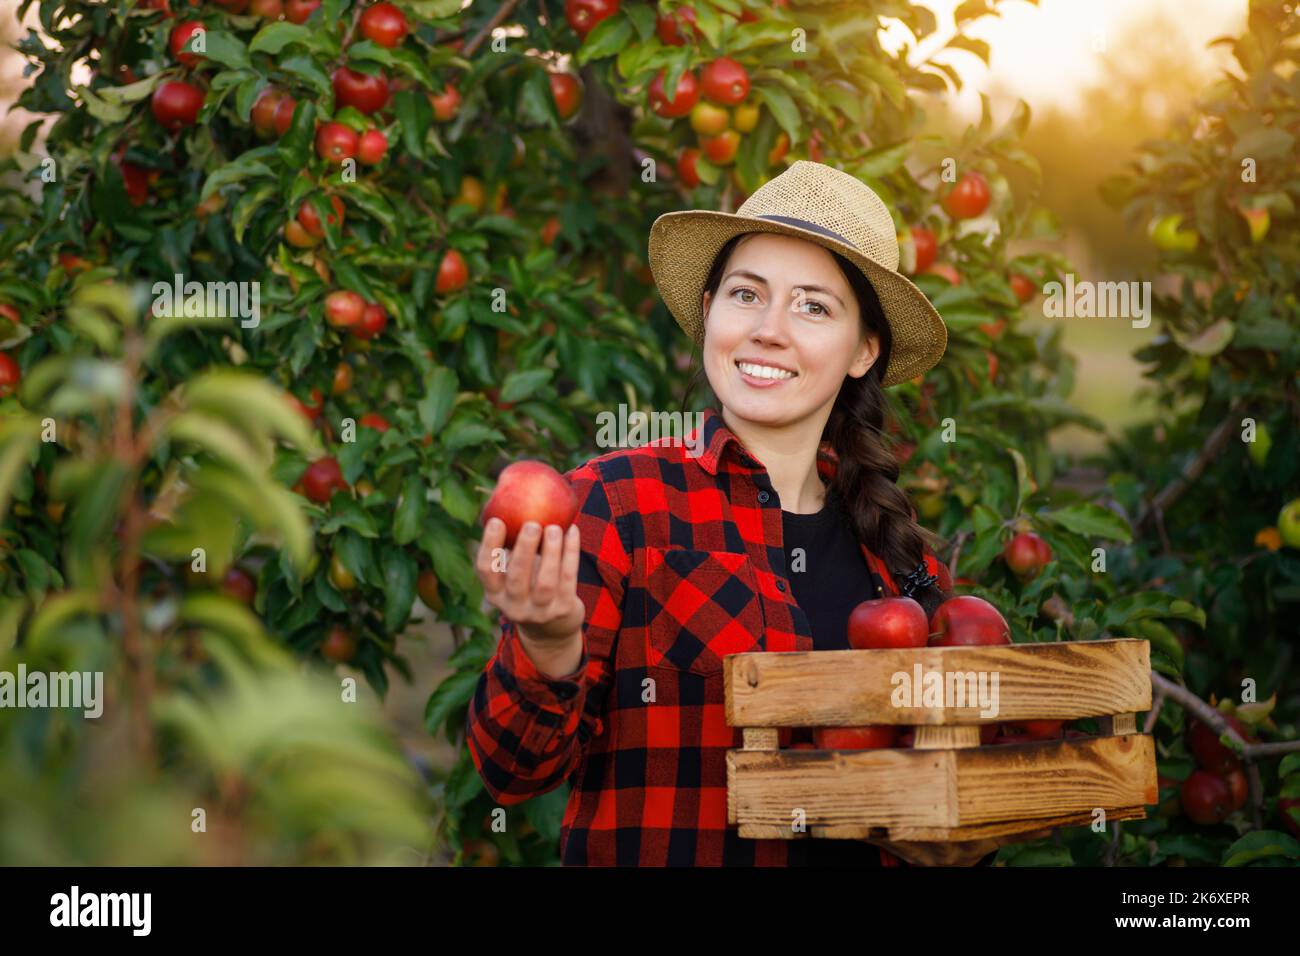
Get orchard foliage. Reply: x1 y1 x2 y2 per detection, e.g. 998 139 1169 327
0 0 1294 866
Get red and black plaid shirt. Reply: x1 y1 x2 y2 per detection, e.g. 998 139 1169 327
467 406 952 866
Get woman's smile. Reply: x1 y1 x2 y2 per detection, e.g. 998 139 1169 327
735 358 799 387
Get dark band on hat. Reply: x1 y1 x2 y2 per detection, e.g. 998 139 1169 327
756 214 852 247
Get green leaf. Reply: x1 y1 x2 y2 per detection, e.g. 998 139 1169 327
1222 830 1300 866
439 473 479 526
393 473 426 546
499 368 552 404
1102 593 1206 631
275 98 318 169
381 549 417 633
423 668 480 734
1041 503 1132 543
248 22 312 55
577 15 634 65
393 88 432 160
203 30 253 70
755 85 802 144
199 147 277 204
417 367 458 433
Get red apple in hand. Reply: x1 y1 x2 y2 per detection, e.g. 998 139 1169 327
480 460 579 548
813 726 897 750
929 595 1011 646
847 596 929 649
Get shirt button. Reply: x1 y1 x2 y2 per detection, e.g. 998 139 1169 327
757 491 770 504
776 580 786 592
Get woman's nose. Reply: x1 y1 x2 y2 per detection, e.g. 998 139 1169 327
750 294 793 343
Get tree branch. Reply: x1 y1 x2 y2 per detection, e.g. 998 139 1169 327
1135 396 1247 530
464 0 522 58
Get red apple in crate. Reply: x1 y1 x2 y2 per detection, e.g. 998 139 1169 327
1005 720 1064 740
847 596 928 649
812 726 896 750
480 460 579 549
928 595 1011 646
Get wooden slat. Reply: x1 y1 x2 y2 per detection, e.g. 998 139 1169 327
914 726 980 750
736 806 1150 842
724 639 1151 727
743 728 779 751
728 735 1157 835
1099 713 1137 735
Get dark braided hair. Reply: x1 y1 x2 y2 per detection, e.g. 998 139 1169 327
680 233 952 619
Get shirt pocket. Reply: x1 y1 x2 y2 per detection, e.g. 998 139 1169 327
643 547 764 676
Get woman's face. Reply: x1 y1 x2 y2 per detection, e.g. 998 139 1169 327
701 232 879 429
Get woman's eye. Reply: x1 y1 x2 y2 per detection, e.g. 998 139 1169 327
799 299 828 316
732 287 758 303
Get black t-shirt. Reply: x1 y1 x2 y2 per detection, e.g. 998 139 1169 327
781 488 889 867
778 487 996 868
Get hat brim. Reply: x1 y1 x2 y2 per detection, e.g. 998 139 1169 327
648 209 948 387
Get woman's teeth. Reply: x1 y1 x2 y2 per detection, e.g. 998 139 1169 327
737 361 796 380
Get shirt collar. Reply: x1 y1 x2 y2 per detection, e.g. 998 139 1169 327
688 406 840 482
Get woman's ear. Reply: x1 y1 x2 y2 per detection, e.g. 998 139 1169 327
847 331 881 379
701 290 712 319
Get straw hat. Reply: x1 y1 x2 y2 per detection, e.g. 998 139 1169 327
648 160 947 387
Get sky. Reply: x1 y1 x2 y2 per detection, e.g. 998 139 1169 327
882 0 1248 119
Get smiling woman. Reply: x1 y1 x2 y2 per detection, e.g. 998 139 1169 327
467 161 963 867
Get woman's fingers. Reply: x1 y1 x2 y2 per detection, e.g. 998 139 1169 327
477 517 507 595
504 521 542 600
559 524 581 597
530 525 564 605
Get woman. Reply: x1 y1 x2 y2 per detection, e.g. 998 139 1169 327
467 161 1003 867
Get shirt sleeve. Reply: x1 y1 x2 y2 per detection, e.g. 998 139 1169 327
466 459 630 805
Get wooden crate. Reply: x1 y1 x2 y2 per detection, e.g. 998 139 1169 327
724 639 1158 843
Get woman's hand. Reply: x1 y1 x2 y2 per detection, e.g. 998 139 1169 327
477 518 585 646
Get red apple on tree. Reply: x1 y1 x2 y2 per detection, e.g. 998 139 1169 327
656 6 697 45
480 460 579 549
169 21 205 68
548 72 583 121
1009 273 1036 303
436 249 469 294
298 195 345 238
332 66 390 114
1180 770 1232 825
316 122 359 163
284 0 320 23
700 56 750 106
647 68 699 118
220 566 256 605
0 353 22 397
676 148 701 189
324 289 365 328
1187 714 1251 774
1003 532 1052 582
700 130 740 166
564 0 620 38
909 225 937 274
942 171 991 219
320 625 357 663
300 456 349 504
429 83 461 122
359 1 408 47
929 595 1011 646
847 596 929 649
357 128 387 165
151 80 204 130
352 302 388 339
